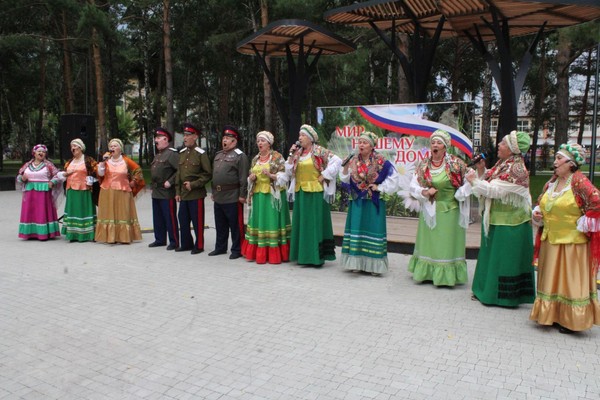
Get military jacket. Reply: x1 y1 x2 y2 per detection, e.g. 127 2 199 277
150 147 179 199
212 148 249 204
175 146 212 200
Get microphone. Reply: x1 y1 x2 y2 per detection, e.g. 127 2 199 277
468 152 488 167
341 152 355 167
289 141 301 156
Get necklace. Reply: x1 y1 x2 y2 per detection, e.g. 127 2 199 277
431 158 444 168
258 152 270 163
544 174 573 212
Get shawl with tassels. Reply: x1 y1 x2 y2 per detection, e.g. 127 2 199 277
341 151 394 212
416 153 467 190
287 144 341 203
534 170 600 272
404 153 471 229
247 150 287 211
472 154 531 237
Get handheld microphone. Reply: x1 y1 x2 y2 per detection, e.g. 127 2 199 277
468 152 488 167
341 152 355 167
289 141 301 156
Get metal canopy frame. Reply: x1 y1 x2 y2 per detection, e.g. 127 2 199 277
237 19 356 149
325 0 600 143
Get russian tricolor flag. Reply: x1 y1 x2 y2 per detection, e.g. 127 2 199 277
358 106 473 158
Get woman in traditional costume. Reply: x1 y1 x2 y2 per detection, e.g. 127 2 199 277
95 138 145 244
405 129 470 286
242 131 291 264
286 124 341 266
62 139 98 242
530 143 600 333
339 131 399 276
466 130 535 306
16 144 62 240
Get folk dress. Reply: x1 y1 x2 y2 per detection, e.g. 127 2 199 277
242 151 291 264
95 156 144 244
529 171 600 331
471 155 535 306
62 157 97 242
17 161 62 240
286 146 341 266
407 154 470 286
339 151 399 274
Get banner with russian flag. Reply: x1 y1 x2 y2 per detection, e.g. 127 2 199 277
317 102 474 170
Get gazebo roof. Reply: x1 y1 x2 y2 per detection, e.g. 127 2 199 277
236 19 356 57
324 0 600 41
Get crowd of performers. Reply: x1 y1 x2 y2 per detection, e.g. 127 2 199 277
15 125 600 334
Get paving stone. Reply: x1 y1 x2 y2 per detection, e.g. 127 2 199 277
0 190 599 399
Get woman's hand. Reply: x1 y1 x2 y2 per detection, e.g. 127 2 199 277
249 173 257 182
465 169 477 184
288 143 299 156
532 210 543 223
261 169 274 180
475 158 486 174
422 187 437 198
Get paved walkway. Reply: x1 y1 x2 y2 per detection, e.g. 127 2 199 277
0 190 599 400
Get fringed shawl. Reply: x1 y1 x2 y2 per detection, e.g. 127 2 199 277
248 150 286 210
289 144 333 175
416 153 467 189
341 151 394 212
473 155 531 236
484 154 529 188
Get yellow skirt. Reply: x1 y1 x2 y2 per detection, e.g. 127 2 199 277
95 188 142 244
529 241 600 331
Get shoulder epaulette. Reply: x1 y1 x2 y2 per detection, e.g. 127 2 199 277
169 147 177 152
195 147 205 154
234 148 243 155
179 148 187 153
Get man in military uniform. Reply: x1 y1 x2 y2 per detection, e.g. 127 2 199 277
175 123 212 255
148 127 180 250
208 125 249 259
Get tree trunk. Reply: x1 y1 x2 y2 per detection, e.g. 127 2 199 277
36 39 46 146
91 25 107 153
260 0 274 132
106 45 119 144
577 49 592 145
530 39 547 176
61 11 75 114
481 45 493 154
163 0 174 133
218 69 231 129
555 30 571 151
142 21 153 160
396 33 411 103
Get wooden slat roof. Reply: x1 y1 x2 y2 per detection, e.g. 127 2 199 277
237 19 356 57
324 0 600 40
